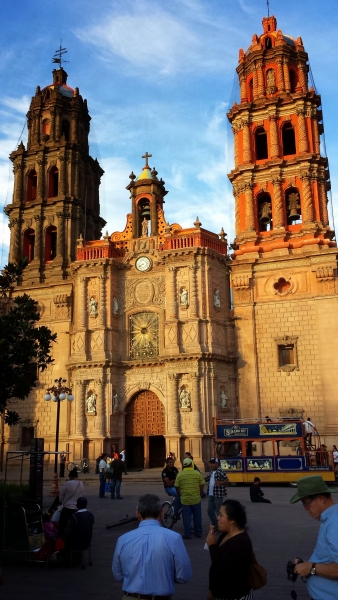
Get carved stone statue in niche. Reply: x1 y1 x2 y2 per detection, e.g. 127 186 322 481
220 390 228 409
89 296 98 315
266 69 277 94
113 393 119 413
142 217 148 237
113 297 119 314
86 393 96 413
180 288 188 306
180 388 191 409
214 289 221 308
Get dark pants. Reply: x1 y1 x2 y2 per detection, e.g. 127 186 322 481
99 473 106 497
59 507 76 535
110 479 122 498
60 462 65 477
182 502 202 537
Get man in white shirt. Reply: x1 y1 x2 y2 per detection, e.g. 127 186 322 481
59 468 85 534
304 417 315 445
99 453 108 498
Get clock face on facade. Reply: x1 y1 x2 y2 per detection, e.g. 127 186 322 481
135 256 152 272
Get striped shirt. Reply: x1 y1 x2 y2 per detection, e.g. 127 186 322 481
175 467 205 505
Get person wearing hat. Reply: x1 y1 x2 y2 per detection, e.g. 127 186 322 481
291 475 338 600
175 458 205 539
204 458 229 531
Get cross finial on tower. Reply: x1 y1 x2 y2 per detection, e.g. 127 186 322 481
52 40 69 69
142 152 152 167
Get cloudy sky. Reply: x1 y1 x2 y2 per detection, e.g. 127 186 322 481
1 0 337 268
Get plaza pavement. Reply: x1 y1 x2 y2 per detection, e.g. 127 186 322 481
1 478 324 600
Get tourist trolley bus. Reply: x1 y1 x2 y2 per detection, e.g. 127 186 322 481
214 418 335 484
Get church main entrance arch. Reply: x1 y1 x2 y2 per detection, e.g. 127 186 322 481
125 390 166 469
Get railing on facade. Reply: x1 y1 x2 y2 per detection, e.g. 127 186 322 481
76 244 126 261
161 232 227 255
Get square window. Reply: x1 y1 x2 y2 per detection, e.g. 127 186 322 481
278 344 294 367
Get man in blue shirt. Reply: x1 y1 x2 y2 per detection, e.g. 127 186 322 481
291 475 338 600
112 493 192 599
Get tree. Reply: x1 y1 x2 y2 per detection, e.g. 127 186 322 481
0 262 57 425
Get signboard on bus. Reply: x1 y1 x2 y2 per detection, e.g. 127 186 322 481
216 421 303 440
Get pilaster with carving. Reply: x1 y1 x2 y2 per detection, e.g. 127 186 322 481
298 63 307 92
234 186 241 236
74 156 80 198
300 173 314 223
76 380 86 436
256 61 264 97
37 159 44 200
56 212 65 260
276 58 285 92
297 109 309 153
190 373 201 432
55 110 61 142
9 218 22 263
98 273 107 327
244 183 255 231
33 214 44 264
168 266 177 319
59 156 66 196
14 163 23 203
318 178 329 226
269 116 279 159
232 125 239 168
311 110 320 155
189 264 198 317
240 75 247 102
253 69 258 99
95 379 106 437
283 59 291 93
79 277 87 329
242 121 252 163
272 178 284 228
168 374 180 434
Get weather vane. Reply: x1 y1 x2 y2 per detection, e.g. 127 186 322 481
52 41 69 69
266 0 270 17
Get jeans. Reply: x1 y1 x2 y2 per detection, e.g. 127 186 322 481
181 502 202 537
99 473 106 497
111 479 122 498
164 487 181 516
207 496 224 528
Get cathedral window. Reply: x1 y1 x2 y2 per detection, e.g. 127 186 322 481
282 122 296 156
61 120 70 141
265 37 272 50
49 166 59 197
21 426 35 449
286 188 302 224
27 170 37 202
23 228 35 263
45 225 57 261
130 312 159 360
255 127 268 160
275 335 299 372
257 193 272 231
248 78 253 102
289 69 297 93
42 119 50 135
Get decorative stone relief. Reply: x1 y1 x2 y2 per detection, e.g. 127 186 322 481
214 289 221 308
124 275 165 311
220 389 228 409
179 387 191 410
89 296 98 317
135 281 154 305
265 274 298 297
86 392 96 414
53 294 70 319
180 287 189 308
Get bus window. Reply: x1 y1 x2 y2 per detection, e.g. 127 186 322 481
261 441 274 456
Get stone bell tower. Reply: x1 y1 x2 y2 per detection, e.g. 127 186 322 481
5 66 105 282
228 15 338 440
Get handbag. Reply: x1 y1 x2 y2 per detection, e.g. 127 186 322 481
105 466 114 479
249 552 267 590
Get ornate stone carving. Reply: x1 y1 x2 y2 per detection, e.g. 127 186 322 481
244 182 255 231
296 109 309 153
53 294 71 319
300 173 314 223
130 312 159 359
89 296 98 316
179 387 191 410
86 392 96 414
266 69 277 94
272 177 283 227
125 275 165 311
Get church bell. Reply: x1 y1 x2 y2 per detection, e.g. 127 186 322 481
140 203 150 220
259 202 271 225
288 207 299 222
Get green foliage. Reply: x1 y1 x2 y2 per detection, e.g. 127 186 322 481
0 294 57 425
0 257 28 297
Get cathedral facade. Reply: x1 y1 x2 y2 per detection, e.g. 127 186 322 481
2 14 338 467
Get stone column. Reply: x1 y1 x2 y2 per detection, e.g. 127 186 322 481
56 212 65 260
240 75 247 102
232 125 239 167
76 380 86 437
242 121 252 164
74 156 80 198
300 173 314 223
190 373 201 432
50 110 55 143
72 114 78 144
95 379 106 437
98 273 106 327
55 110 61 142
79 277 87 329
244 183 255 231
234 187 241 236
256 61 265 97
59 156 66 196
298 63 308 92
311 110 320 155
168 374 180 434
253 69 258 100
189 264 198 317
276 58 285 92
269 116 279 158
272 178 284 228
9 218 21 263
14 163 23 203
283 60 291 93
297 109 309 153
168 267 177 319
37 159 44 201
318 178 329 227
33 215 43 264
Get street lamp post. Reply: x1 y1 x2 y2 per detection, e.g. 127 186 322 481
44 377 74 496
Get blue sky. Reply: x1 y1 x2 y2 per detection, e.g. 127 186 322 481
1 0 337 268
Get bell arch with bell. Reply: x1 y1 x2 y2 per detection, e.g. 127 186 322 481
257 193 272 232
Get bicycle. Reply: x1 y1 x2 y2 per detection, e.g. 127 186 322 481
106 515 138 529
161 499 183 529
67 458 89 473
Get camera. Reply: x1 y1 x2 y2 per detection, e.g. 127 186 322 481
287 558 303 582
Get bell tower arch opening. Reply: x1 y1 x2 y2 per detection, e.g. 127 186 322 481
125 390 165 469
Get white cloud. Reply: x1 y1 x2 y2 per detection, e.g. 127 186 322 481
0 94 31 115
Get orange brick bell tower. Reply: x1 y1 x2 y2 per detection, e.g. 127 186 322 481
228 15 338 442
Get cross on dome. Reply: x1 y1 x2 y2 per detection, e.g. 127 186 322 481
142 152 152 168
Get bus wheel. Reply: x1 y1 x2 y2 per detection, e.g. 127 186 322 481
289 482 297 487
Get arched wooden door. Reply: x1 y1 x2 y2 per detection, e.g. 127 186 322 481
125 390 165 468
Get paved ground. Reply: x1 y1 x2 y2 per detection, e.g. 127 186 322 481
1 479 322 600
